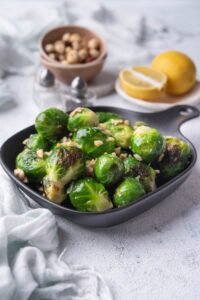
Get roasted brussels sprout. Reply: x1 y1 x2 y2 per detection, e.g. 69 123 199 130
105 119 133 148
94 153 124 185
26 133 49 151
124 156 156 192
113 178 145 207
96 112 120 123
43 175 67 204
69 178 113 212
68 107 99 131
72 127 115 158
46 145 85 185
16 149 46 182
158 136 191 180
35 108 68 142
131 125 165 163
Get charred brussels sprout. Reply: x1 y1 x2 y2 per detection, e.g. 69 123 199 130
113 178 145 207
35 108 68 142
131 125 165 163
158 136 191 180
46 145 85 185
68 107 99 131
124 156 156 192
96 112 120 123
69 178 113 212
72 127 115 158
16 149 46 182
105 120 133 148
43 175 67 204
26 134 49 151
94 153 124 186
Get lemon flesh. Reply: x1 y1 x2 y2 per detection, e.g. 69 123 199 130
119 66 167 101
152 50 196 95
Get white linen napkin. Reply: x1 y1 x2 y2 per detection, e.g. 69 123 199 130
0 173 113 300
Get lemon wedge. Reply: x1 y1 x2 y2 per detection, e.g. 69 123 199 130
119 66 167 101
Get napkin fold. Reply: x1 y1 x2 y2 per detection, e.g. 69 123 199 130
0 174 112 300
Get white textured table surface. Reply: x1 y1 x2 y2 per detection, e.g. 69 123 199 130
1 1 200 299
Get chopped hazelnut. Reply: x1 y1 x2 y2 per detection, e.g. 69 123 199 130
88 38 100 49
98 123 107 130
72 41 82 51
14 168 28 183
70 33 81 42
134 154 143 161
67 50 79 64
22 138 29 145
124 120 129 125
107 137 115 142
114 147 121 155
70 107 83 116
89 48 100 58
45 43 54 53
78 48 88 61
37 149 44 158
62 32 71 42
54 41 65 54
120 153 128 160
94 140 103 147
65 46 72 53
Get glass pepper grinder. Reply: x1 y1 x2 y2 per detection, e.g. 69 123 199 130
33 66 63 110
62 76 96 112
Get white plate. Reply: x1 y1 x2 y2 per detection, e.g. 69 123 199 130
115 80 200 112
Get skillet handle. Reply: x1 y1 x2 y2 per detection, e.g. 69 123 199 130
146 105 200 137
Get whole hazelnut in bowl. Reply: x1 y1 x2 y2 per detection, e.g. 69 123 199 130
40 25 107 83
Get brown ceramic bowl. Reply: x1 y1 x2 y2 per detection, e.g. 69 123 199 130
40 25 107 83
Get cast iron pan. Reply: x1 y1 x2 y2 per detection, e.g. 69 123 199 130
0 105 199 227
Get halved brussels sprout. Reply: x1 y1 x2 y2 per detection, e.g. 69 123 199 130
131 125 165 163
46 145 85 185
113 177 145 207
124 156 156 192
69 178 113 212
105 120 133 148
16 149 46 182
68 107 99 131
94 153 124 186
96 112 120 123
26 133 49 151
72 127 115 158
35 108 68 142
43 175 67 204
158 136 191 180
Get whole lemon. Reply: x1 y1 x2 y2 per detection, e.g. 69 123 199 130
152 51 196 95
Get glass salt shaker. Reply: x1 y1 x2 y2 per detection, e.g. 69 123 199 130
62 77 96 112
33 66 63 110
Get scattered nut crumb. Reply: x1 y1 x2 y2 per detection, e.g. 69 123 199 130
114 147 121 155
107 137 115 142
14 168 28 183
155 169 160 174
124 120 129 125
70 107 83 117
134 154 143 161
22 138 29 145
38 186 44 192
120 153 128 160
45 151 52 156
94 140 103 147
98 123 107 130
36 149 44 158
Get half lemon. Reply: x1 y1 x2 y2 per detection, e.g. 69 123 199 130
119 66 167 101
